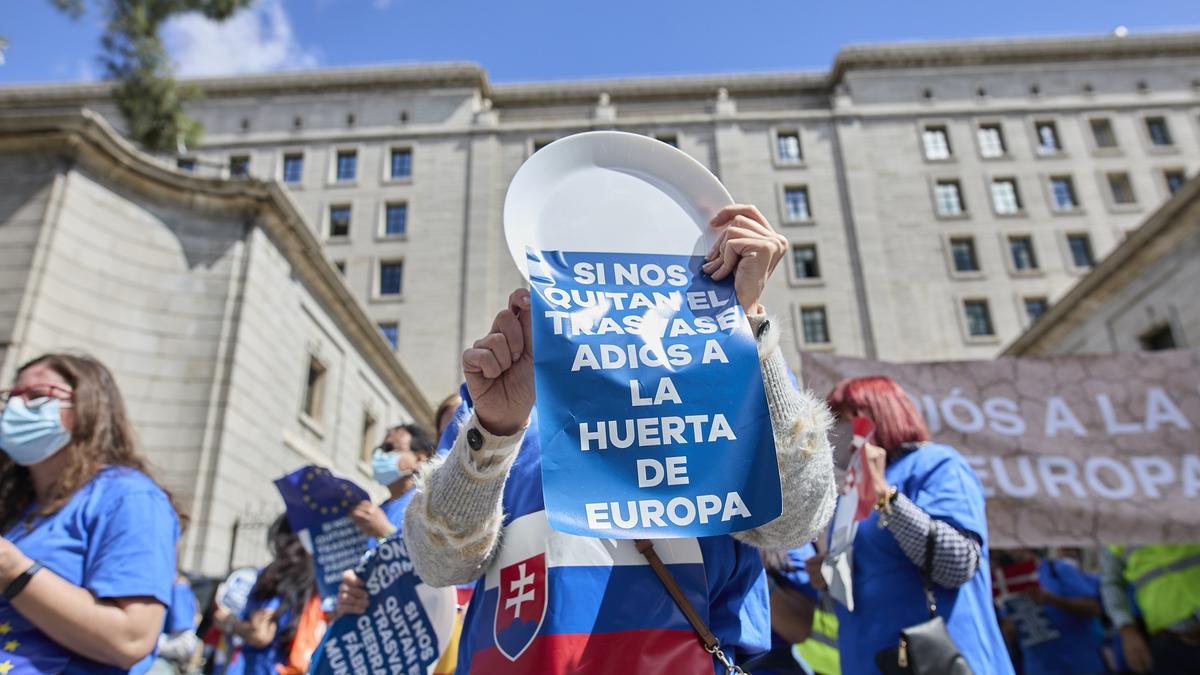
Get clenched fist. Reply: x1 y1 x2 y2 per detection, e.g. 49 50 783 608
463 288 536 437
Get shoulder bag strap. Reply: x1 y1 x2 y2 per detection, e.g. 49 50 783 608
635 539 745 674
922 525 938 619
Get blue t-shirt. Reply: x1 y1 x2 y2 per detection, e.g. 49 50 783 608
1007 559 1104 675
833 444 1013 675
0 466 179 674
238 596 289 675
163 580 197 634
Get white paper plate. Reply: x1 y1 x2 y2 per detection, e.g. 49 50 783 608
504 131 734 281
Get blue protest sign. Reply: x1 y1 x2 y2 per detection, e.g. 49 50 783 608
308 536 442 675
275 466 371 603
527 249 781 538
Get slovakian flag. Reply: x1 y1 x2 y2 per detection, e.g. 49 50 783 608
992 559 1041 599
842 416 878 522
275 465 371 604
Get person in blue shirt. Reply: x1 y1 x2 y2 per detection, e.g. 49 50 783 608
149 575 199 673
213 517 315 675
999 548 1106 675
0 353 182 674
348 424 437 542
818 376 1013 675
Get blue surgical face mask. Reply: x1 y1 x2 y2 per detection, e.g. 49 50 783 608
372 448 410 487
0 397 72 466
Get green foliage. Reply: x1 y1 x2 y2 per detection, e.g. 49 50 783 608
53 0 251 153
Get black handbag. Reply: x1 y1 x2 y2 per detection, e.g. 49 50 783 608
874 526 973 675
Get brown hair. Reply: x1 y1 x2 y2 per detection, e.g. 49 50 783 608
434 391 462 438
0 353 186 532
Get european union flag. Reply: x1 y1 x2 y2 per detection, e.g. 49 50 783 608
275 466 372 604
0 605 70 674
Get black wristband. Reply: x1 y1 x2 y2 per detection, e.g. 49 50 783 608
4 561 43 600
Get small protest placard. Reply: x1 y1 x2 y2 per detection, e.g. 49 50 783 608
527 249 780 539
275 466 371 603
308 537 444 675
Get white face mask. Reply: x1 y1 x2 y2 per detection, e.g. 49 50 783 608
0 397 72 466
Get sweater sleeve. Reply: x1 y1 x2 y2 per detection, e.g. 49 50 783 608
732 315 837 550
880 493 982 588
403 415 524 587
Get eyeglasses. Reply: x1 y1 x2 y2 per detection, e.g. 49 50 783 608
0 385 74 410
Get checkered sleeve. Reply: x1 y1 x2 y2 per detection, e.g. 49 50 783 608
880 493 982 588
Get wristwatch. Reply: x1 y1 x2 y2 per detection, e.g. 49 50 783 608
4 561 44 600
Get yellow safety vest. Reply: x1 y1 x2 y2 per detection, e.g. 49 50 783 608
792 607 840 675
1111 544 1200 634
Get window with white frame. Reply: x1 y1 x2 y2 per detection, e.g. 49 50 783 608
1067 234 1094 268
949 237 979 273
1089 118 1118 149
1049 176 1079 210
991 178 1022 214
1107 172 1137 205
1164 170 1186 195
378 322 399 350
282 153 304 184
336 150 357 181
922 126 952 160
384 202 408 237
792 244 820 279
379 260 404 296
800 307 830 344
934 180 965 216
390 148 412 179
302 356 327 420
1145 117 1174 147
963 300 994 337
784 186 811 221
977 124 1006 158
776 131 802 163
1024 297 1049 323
329 205 351 238
1035 121 1062 154
1008 236 1038 271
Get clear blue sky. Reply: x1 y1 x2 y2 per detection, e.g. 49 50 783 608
1 0 1197 85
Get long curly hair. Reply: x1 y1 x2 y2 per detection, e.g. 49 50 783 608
0 353 186 532
251 515 315 647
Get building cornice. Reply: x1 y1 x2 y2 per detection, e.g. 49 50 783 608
831 32 1200 82
0 109 435 424
1003 172 1200 356
489 71 829 105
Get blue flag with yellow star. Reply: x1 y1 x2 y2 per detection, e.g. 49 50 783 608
275 466 372 605
0 605 70 674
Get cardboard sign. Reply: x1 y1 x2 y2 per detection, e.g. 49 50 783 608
275 466 371 603
308 536 449 675
527 249 781 538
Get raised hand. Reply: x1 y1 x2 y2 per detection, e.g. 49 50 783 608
462 288 536 437
701 204 788 316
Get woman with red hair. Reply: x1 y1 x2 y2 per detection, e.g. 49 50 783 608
815 376 1012 674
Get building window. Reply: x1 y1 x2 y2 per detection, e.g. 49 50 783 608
991 178 1022 214
784 186 812 221
934 180 965 216
792 244 820 279
1139 324 1177 351
1035 121 1062 154
1089 118 1118 148
229 155 250 178
302 356 327 420
949 237 979 273
1024 297 1049 323
336 150 357 181
1145 117 1174 146
922 126 952 160
1049 176 1079 210
1107 172 1137 205
384 203 408 237
176 158 196 172
282 153 303 184
963 300 994 337
1008 236 1038 271
776 131 802 163
532 139 554 153
390 148 412 179
654 133 678 148
800 307 830 344
333 260 346 275
379 261 403 296
329 205 351 238
1067 233 1094 268
378 322 399 350
1164 170 1186 195
360 410 378 462
976 124 1006 158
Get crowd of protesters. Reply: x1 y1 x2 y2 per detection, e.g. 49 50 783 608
1 204 1196 674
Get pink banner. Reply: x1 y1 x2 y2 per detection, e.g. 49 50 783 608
801 350 1200 548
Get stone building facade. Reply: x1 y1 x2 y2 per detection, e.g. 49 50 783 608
1005 173 1198 356
2 32 1198 400
0 111 432 574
